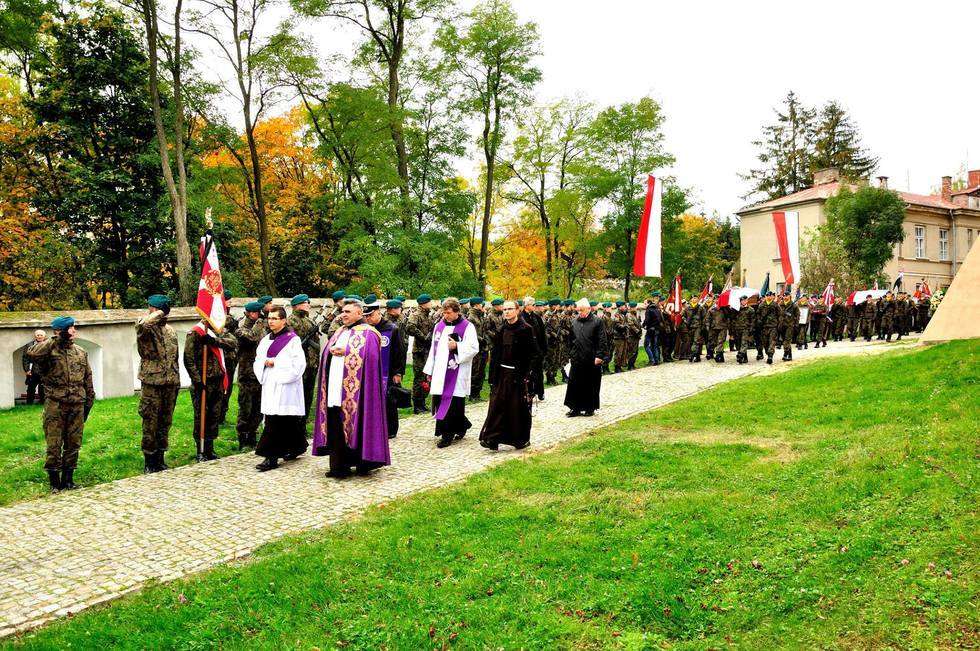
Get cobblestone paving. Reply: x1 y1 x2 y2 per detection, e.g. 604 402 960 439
0 337 916 636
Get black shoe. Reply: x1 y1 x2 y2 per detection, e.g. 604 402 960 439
436 434 454 448
714 352 724 363
786 351 793 361
767 356 773 365
355 465 373 476
756 352 763 360
203 440 218 461
480 440 499 450
326 469 351 479
48 469 61 493
60 468 76 490
804 343 809 349
413 407 427 415
692 356 701 363
156 451 169 471
255 457 278 472
565 410 581 417
143 453 157 474
513 441 530 450
583 410 595 417
283 452 300 461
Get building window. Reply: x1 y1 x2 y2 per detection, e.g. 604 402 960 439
914 225 926 258
939 229 949 260
968 229 975 250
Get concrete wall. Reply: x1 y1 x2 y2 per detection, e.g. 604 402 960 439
738 202 824 289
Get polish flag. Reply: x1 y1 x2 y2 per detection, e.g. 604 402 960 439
667 274 682 325
821 279 835 305
195 232 229 391
847 289 887 306
698 275 713 302
717 286 759 311
632 175 662 278
772 211 801 285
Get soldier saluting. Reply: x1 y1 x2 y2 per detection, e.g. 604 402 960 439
27 316 95 492
136 295 180 473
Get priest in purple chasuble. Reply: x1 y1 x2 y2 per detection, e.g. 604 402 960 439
423 297 479 449
311 299 390 479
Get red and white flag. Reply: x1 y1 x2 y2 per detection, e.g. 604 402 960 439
821 279 835 305
717 286 759 311
772 210 801 285
698 275 713 302
632 175 663 278
667 274 682 325
920 280 932 299
846 289 887 306
195 232 229 390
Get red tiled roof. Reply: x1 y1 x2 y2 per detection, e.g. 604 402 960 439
950 185 980 196
739 181 960 213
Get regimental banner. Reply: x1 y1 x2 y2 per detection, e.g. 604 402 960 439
772 210 801 285
196 232 227 333
632 175 663 278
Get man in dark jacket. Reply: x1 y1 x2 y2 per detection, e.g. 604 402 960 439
642 294 664 366
564 299 609 417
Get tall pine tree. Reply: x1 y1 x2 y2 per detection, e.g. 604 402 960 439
742 91 815 201
811 101 878 180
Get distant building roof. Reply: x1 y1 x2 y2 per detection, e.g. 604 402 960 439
738 181 960 214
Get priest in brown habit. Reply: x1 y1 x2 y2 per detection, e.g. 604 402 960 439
479 300 540 450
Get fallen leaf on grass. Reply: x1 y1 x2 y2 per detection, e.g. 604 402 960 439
177 593 187 604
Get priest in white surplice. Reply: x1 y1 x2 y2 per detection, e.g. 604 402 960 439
423 297 479 448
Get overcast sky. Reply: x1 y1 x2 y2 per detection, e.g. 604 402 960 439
221 0 980 220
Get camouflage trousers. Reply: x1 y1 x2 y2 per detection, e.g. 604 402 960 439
237 381 263 444
713 328 728 353
781 325 796 352
139 383 179 455
544 343 562 381
627 336 640 368
190 376 224 443
42 399 85 471
674 328 691 359
613 339 630 370
761 327 779 358
412 353 429 409
470 351 488 399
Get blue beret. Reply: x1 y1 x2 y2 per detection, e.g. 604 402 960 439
490 298 504 306
417 294 432 305
258 296 273 305
470 297 484 306
290 294 310 306
386 299 403 309
51 316 74 330
244 301 264 312
331 291 346 301
223 289 232 300
148 294 170 309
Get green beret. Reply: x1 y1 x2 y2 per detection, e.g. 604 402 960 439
386 299 403 309
331 290 346 301
290 294 310 306
616 301 625 307
147 294 170 309
460 297 470 305
51 316 75 330
548 298 560 306
651 292 661 299
490 298 504 306
602 302 612 308
417 294 432 305
223 289 232 300
363 293 378 305
258 295 273 305
346 294 363 303
244 301 264 312
395 295 406 301
563 299 574 306
590 301 599 307
629 302 637 307
470 297 484 306
535 301 546 307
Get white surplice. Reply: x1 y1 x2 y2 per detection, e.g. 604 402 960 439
254 333 307 416
423 319 478 397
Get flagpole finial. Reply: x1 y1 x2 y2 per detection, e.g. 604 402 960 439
205 207 213 230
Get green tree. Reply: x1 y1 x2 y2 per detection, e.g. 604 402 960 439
742 90 815 201
435 0 541 292
578 97 674 300
0 0 55 97
811 100 878 181
799 225 865 294
28 4 169 307
824 186 906 284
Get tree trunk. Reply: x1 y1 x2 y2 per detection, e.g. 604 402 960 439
244 121 277 295
624 229 633 301
171 0 194 305
387 57 410 222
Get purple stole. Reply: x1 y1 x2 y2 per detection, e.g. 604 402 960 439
265 330 297 358
311 324 390 465
428 318 470 421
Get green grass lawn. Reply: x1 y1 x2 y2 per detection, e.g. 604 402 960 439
0 345 653 507
6 340 977 649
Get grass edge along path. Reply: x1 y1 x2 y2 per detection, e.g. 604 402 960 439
6 339 977 649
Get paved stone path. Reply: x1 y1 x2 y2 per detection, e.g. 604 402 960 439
0 337 916 637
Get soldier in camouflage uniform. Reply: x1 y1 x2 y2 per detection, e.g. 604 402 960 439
320 291 346 338
287 294 320 427
794 296 811 349
468 298 490 399
610 302 629 372
861 297 878 341
707 299 728 363
733 295 755 364
136 295 180 473
692 295 712 361
27 316 95 492
559 300 574 379
779 294 800 361
756 292 779 364
235 302 265 449
405 294 437 413
680 297 701 362
810 297 828 348
893 291 909 340
543 299 563 383
184 321 237 461
626 303 643 369
830 297 846 342
386 299 409 355
219 290 239 425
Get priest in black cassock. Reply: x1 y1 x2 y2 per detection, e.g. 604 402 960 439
480 300 539 450
564 298 609 417
520 297 548 400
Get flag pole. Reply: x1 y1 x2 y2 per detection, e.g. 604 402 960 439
199 343 208 457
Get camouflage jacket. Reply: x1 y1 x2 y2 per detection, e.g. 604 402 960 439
287 308 320 370
611 311 629 339
680 305 700 331
234 316 265 384
183 328 237 385
404 306 436 353
756 301 780 329
136 313 180 386
779 302 801 329
27 337 95 406
707 306 728 330
626 311 643 337
468 309 490 351
733 305 754 331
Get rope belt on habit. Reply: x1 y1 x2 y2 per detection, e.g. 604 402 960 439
500 364 515 369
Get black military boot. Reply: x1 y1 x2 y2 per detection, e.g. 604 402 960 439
61 468 77 490
204 439 219 461
156 451 169 471
47 469 61 493
255 457 278 472
886 333 892 341
714 351 724 363
767 355 773 365
436 432 454 448
786 349 793 361
143 453 157 474
756 351 763 360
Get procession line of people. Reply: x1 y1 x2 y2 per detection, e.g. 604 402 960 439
26 287 930 491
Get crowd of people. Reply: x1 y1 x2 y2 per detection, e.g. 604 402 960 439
23 287 932 492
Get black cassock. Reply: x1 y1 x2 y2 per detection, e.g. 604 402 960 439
564 313 609 413
480 318 539 448
521 309 547 399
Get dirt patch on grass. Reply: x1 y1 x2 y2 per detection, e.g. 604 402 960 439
622 428 801 463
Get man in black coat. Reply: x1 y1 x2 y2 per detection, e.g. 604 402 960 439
520 297 548 400
564 298 609 417
642 294 664 366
